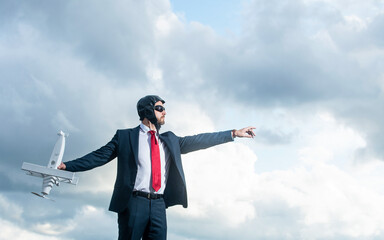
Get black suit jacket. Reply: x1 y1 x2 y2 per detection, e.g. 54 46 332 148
65 126 233 213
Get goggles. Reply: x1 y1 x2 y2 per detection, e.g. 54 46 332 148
154 105 165 112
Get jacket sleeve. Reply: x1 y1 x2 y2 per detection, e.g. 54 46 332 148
178 130 234 154
65 131 119 172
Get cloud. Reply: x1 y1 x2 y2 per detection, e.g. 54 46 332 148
298 112 366 165
251 164 384 239
48 205 116 239
167 111 384 239
256 127 295 145
0 219 63 240
177 143 258 226
0 192 116 240
133 0 384 164
0 195 23 222
1 0 384 239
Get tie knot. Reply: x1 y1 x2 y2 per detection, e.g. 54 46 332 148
149 130 156 136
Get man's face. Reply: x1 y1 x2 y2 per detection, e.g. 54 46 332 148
154 101 166 125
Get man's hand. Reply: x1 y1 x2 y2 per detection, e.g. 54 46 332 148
57 162 66 170
233 126 256 138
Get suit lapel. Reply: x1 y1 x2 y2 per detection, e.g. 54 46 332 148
159 134 185 180
130 125 140 165
159 134 174 160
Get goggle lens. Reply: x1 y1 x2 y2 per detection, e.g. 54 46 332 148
154 105 165 112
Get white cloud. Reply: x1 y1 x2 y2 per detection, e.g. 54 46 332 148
0 195 117 240
175 143 258 226
299 111 366 165
253 163 384 239
58 205 116 239
165 101 216 135
0 194 23 222
167 109 384 239
146 64 165 92
0 194 67 240
0 219 63 240
155 12 183 37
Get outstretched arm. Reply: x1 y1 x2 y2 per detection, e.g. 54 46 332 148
58 131 119 172
178 126 256 154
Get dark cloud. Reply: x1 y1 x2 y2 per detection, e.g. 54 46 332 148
0 2 155 237
367 12 384 47
0 0 154 81
154 0 384 161
256 127 295 145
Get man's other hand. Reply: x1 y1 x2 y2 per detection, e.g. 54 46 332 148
233 126 256 138
57 162 66 170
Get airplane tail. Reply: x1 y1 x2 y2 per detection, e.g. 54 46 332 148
31 191 55 201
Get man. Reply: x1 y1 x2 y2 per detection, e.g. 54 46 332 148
58 95 255 240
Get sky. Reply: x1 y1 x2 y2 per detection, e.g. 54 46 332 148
1 0 384 239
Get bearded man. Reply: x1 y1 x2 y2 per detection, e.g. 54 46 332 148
59 95 255 240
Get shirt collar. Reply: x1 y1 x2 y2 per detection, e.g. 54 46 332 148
140 123 157 134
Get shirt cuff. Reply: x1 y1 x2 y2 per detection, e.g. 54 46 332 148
231 129 236 139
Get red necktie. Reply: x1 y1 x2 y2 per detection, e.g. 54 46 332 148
149 130 161 192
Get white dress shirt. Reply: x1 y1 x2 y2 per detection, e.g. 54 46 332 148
133 123 171 194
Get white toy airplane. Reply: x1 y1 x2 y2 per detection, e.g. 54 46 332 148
21 130 78 200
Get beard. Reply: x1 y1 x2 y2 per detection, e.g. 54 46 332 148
158 116 165 125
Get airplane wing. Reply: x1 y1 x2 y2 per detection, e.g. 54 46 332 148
21 162 79 185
